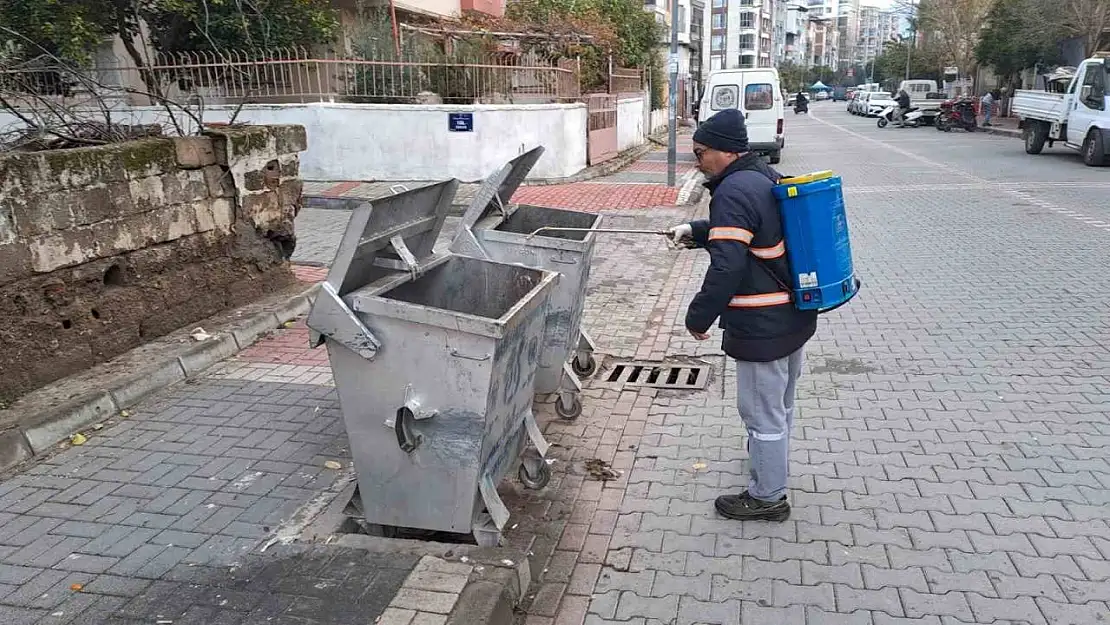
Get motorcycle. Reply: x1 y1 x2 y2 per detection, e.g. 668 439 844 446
936 97 977 132
794 100 809 114
876 105 923 128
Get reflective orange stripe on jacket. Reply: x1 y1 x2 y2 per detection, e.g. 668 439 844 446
709 227 754 244
750 240 786 260
728 292 792 308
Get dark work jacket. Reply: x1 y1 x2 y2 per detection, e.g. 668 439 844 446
685 155 818 362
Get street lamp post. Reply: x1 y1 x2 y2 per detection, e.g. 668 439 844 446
667 0 679 188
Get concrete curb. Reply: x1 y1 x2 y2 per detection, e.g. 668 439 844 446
0 282 320 474
982 126 1021 139
446 565 522 625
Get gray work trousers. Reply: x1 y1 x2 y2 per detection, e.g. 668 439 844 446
735 347 804 501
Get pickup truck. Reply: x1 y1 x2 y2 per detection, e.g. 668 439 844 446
1013 55 1110 166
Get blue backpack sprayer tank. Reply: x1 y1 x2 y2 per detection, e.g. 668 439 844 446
524 169 860 314
771 170 860 312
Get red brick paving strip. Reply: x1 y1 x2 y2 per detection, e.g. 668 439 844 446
237 319 328 365
234 264 329 366
292 264 328 283
512 184 679 211
322 180 362 196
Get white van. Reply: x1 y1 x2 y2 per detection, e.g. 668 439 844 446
698 68 785 164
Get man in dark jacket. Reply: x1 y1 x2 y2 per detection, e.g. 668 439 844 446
669 108 817 522
894 89 911 125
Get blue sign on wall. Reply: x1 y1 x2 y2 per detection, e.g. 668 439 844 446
448 113 474 132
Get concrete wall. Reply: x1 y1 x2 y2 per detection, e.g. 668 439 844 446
618 97 647 152
1 103 589 182
0 126 306 401
650 108 670 135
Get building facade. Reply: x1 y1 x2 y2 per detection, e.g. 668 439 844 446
646 0 701 115
705 0 777 71
854 5 900 67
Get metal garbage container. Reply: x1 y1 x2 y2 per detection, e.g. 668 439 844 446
450 147 602 421
306 181 558 546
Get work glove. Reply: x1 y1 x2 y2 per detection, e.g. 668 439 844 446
668 223 695 249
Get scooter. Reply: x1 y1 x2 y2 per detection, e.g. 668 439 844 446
794 100 809 114
876 105 923 128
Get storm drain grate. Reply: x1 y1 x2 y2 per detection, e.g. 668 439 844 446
605 361 710 389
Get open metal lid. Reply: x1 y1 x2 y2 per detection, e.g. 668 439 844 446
457 146 544 233
325 180 458 297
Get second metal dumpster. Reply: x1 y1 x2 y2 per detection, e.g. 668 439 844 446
306 181 558 546
450 147 602 421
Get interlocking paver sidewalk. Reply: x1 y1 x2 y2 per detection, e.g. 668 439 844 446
519 111 1110 625
6 112 1110 625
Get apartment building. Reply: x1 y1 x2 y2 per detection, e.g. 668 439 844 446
772 0 812 66
706 0 777 71
855 4 900 66
643 0 703 115
807 15 839 68
836 0 860 70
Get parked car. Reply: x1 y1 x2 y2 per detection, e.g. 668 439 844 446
866 93 896 117
846 91 858 112
832 87 848 101
815 90 829 101
851 92 870 115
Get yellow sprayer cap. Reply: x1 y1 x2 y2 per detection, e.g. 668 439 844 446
779 170 835 185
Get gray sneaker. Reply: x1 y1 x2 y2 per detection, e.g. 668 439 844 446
715 491 790 521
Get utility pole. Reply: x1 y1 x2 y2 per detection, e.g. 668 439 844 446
904 1 915 81
667 0 680 188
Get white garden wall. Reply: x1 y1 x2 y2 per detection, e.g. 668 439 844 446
1 102 590 182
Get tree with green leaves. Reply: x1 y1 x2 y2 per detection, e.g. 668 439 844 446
873 39 944 84
777 61 807 92
916 0 994 79
975 0 1062 88
495 0 664 100
0 0 338 62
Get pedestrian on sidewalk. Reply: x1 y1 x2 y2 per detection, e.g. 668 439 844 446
981 90 997 127
669 109 818 522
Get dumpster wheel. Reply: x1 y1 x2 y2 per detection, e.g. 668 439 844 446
572 354 598 378
555 394 583 420
519 457 551 489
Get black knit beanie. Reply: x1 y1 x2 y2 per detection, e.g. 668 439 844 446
693 109 750 154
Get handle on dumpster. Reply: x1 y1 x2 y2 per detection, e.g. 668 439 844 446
394 406 422 453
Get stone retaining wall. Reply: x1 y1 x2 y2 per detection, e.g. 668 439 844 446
0 125 307 401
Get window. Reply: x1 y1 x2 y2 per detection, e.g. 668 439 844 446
712 34 725 51
740 12 755 28
711 84 739 110
745 83 774 109
738 34 755 49
712 13 725 28
712 0 726 7
1080 63 1107 110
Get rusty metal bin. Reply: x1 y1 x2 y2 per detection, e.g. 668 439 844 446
306 181 558 546
451 147 601 421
